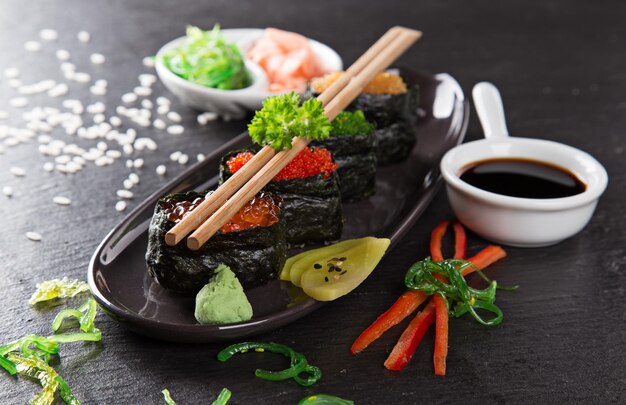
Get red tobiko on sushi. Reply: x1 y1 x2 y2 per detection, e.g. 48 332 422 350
227 147 338 181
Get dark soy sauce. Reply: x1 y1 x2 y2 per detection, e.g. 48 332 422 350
460 158 586 199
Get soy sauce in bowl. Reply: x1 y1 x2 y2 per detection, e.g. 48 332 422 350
460 158 586 199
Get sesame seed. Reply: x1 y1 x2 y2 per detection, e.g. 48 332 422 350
156 97 170 105
153 118 166 129
77 31 91 43
3 186 13 197
10 97 28 108
43 162 54 172
90 53 105 64
169 151 181 161
156 165 167 176
90 85 107 96
123 179 134 189
197 153 206 162
133 86 152 97
167 111 182 122
115 201 127 212
4 67 20 78
121 93 137 104
138 74 157 87
116 189 133 199
109 116 122 127
53 196 71 205
106 150 121 158
129 173 139 184
40 29 58 41
24 41 42 52
48 83 69 98
133 158 144 168
10 167 25 177
157 105 170 115
26 231 42 241
167 125 184 135
142 57 155 68
73 72 91 83
56 49 70 61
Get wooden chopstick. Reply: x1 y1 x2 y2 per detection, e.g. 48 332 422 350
164 27 409 247
186 27 422 250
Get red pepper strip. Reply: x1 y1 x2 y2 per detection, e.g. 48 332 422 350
462 245 507 277
383 300 436 371
429 221 449 261
432 294 449 376
452 222 467 259
350 291 428 355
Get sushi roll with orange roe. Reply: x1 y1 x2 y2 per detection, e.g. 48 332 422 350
146 191 287 293
221 146 343 246
309 71 419 165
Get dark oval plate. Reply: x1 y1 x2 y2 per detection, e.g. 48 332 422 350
88 69 469 343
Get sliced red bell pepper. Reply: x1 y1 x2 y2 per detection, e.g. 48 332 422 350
462 245 507 277
452 222 467 259
384 300 436 371
432 294 449 376
351 290 427 355
429 221 449 261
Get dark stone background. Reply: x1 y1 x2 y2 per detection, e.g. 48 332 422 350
0 1 624 403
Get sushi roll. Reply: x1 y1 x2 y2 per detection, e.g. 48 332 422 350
221 147 343 246
311 110 377 201
309 71 419 165
146 191 287 293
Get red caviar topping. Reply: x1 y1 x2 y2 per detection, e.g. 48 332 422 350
227 148 337 181
220 193 281 233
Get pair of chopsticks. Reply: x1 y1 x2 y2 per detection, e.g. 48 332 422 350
166 26 422 250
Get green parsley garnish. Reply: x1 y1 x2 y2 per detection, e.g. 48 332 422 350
162 25 250 90
248 92 331 151
331 110 374 136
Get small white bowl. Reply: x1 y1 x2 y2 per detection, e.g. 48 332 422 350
155 28 343 118
440 82 608 247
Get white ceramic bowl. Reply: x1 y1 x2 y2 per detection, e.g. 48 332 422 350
440 82 608 247
155 28 343 118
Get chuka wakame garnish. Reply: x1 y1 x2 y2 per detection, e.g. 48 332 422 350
1 296 102 404
404 258 505 326
248 92 331 151
217 342 321 387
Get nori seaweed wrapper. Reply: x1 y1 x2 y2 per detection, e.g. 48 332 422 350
311 133 377 201
305 83 420 165
145 190 287 293
220 151 343 246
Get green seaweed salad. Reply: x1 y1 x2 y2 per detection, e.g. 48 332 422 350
162 25 251 90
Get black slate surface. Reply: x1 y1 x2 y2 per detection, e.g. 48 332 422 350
0 1 624 404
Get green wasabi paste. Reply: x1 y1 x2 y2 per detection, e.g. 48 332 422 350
194 264 253 324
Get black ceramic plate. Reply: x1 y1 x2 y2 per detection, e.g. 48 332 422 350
88 69 468 343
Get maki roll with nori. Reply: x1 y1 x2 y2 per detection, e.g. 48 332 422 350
309 71 419 165
221 147 343 246
146 191 287 293
311 110 377 201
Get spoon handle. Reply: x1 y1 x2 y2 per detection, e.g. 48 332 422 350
472 82 510 139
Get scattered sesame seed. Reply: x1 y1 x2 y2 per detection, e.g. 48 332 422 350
129 173 139 184
73 72 91 83
24 41 42 52
156 165 167 176
10 167 25 177
138 73 157 87
40 29 58 41
169 151 181 161
123 144 134 155
78 30 91 43
4 67 20 78
121 93 137 104
142 57 155 68
123 179 134 189
90 53 106 64
93 113 105 124
26 231 42 241
197 153 206 162
125 159 133 168
167 111 182 122
106 150 122 158
53 196 71 205
178 154 189 165
48 83 69 98
56 49 70 61
153 118 166 129
133 86 152 97
3 186 13 197
43 162 54 172
90 85 107 96
116 189 133 199
115 200 127 212
109 116 122 127
167 125 184 135
157 105 170 115
133 158 144 168
10 97 28 108
141 99 153 109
